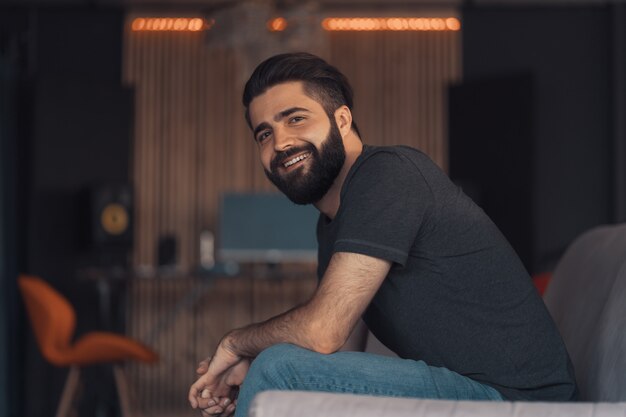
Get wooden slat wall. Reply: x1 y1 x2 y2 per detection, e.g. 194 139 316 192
123 28 272 273
328 30 461 171
123 23 460 273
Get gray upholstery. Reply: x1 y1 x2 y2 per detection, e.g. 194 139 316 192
249 224 626 416
250 391 626 417
544 224 626 401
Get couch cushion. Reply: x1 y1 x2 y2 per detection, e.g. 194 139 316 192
249 391 626 417
543 223 626 401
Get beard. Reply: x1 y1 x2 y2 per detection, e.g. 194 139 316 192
264 118 346 205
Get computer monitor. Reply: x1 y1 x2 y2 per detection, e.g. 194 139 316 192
217 192 319 263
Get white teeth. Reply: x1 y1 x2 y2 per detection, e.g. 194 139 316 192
284 153 310 168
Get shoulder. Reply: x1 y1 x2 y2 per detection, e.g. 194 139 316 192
344 145 432 186
349 145 423 177
339 145 435 203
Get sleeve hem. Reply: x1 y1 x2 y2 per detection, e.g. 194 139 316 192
334 239 408 266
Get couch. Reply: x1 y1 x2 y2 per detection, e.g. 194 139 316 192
249 223 626 416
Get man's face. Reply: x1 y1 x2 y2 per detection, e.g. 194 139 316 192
248 82 346 205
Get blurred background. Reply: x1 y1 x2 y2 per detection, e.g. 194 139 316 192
1 0 625 416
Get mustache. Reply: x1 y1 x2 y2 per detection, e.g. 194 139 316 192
270 144 317 172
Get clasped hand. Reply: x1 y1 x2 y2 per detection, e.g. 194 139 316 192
189 339 250 417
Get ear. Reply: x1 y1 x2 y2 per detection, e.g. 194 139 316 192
333 105 353 138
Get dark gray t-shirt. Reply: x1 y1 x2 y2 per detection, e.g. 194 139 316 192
316 145 577 401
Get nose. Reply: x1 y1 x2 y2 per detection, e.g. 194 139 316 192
273 126 295 152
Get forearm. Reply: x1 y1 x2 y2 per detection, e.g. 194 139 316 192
222 301 330 358
220 253 390 359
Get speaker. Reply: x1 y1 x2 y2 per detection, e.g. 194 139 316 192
88 184 133 249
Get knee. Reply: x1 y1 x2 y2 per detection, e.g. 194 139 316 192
246 344 312 386
252 343 305 374
257 343 303 361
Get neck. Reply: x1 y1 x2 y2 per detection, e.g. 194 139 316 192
314 132 363 220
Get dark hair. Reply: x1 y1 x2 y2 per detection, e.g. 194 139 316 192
242 52 360 137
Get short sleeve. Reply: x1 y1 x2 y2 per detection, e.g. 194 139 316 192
333 150 433 266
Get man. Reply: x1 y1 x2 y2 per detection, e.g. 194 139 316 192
189 52 578 417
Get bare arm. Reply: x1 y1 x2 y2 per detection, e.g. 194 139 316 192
189 251 390 412
224 252 391 356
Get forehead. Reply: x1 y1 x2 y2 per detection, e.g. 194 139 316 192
248 81 325 126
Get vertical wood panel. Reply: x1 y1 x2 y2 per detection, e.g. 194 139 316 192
328 30 460 170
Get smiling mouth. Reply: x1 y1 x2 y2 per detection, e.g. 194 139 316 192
283 152 311 169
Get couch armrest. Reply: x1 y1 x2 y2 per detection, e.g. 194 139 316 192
249 391 626 417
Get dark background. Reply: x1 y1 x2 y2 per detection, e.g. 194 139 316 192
1 2 626 416
451 6 626 271
1 8 132 416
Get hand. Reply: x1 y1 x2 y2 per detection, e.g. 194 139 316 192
199 359 249 417
189 336 250 416
194 358 250 416
196 356 229 417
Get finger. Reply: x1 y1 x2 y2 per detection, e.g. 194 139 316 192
189 379 210 408
201 408 223 417
215 404 234 417
202 405 225 415
224 403 236 416
197 398 217 409
196 394 217 409
197 357 211 374
188 385 199 408
197 394 223 409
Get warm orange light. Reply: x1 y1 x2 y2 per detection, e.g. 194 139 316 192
131 17 213 32
322 17 461 32
268 17 288 32
446 17 461 31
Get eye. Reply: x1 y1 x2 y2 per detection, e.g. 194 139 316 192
289 115 305 124
256 130 271 143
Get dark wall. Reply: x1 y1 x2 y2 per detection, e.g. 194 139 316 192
613 5 626 222
1 10 32 417
460 6 615 271
0 33 18 417
449 74 534 269
1 7 132 417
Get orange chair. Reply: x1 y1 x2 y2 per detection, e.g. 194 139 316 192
18 274 158 417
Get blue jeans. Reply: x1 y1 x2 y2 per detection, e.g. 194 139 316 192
234 344 502 417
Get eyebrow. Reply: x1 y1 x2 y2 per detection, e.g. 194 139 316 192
274 107 310 122
252 107 311 139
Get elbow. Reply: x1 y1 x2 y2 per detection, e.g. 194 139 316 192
313 340 342 355
308 321 347 354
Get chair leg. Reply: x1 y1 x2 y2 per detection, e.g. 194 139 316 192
55 366 81 417
113 365 135 417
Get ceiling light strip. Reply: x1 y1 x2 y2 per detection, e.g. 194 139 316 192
129 16 460 33
131 17 213 32
322 17 461 32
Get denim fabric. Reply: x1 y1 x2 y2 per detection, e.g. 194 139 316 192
234 344 503 417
